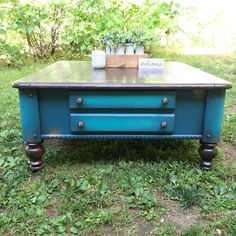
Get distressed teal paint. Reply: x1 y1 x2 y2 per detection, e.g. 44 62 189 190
17 88 227 143
19 89 42 143
39 89 70 134
69 90 176 109
39 89 203 135
174 89 205 135
202 89 226 143
38 89 204 136
70 113 175 132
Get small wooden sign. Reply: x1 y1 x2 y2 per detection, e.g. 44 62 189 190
106 54 148 68
139 58 164 70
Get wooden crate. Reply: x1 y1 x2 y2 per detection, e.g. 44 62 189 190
106 54 148 68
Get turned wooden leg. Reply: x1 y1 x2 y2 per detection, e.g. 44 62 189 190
198 142 217 170
25 143 44 172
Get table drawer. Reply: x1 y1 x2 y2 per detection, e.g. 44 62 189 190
69 91 176 109
70 114 175 132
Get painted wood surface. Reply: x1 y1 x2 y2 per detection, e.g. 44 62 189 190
69 90 176 109
70 113 175 132
12 61 232 89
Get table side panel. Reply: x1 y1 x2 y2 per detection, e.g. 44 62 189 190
174 89 205 135
38 89 205 137
39 89 71 135
202 89 226 143
19 89 42 143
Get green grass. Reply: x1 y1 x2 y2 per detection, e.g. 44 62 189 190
0 54 236 235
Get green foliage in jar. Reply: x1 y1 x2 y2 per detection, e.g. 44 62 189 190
101 33 115 47
124 31 136 44
132 28 146 45
114 31 126 46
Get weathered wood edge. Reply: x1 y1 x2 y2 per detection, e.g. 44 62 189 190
12 82 232 89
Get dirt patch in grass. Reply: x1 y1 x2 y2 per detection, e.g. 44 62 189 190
129 209 155 235
223 59 233 65
101 219 154 236
102 225 131 236
45 195 61 218
220 142 236 167
136 221 155 236
225 106 236 114
0 207 5 213
152 192 209 234
46 206 58 218
163 200 203 233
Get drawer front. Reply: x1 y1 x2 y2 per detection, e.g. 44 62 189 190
69 91 176 109
70 114 175 132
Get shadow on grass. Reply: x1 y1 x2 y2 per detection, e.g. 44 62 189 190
43 139 200 167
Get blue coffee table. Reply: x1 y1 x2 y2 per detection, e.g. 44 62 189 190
12 61 232 171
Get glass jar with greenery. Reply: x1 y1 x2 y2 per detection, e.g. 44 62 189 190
115 32 125 55
101 33 115 55
124 32 136 55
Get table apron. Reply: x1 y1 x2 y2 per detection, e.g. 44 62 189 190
18 88 226 144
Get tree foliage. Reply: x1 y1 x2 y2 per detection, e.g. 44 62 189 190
9 2 67 57
0 0 179 64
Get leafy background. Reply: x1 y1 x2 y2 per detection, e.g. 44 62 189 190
0 0 180 65
0 0 236 235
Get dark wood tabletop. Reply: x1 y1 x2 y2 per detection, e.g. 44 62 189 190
12 61 232 89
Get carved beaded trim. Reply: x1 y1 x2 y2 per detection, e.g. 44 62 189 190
42 134 202 140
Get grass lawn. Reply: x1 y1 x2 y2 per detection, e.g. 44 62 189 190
0 54 236 235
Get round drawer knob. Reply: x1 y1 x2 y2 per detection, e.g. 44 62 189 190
161 121 168 128
76 98 83 105
78 121 85 128
162 98 169 105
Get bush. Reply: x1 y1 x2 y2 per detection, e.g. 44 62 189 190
0 40 26 66
0 0 179 60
